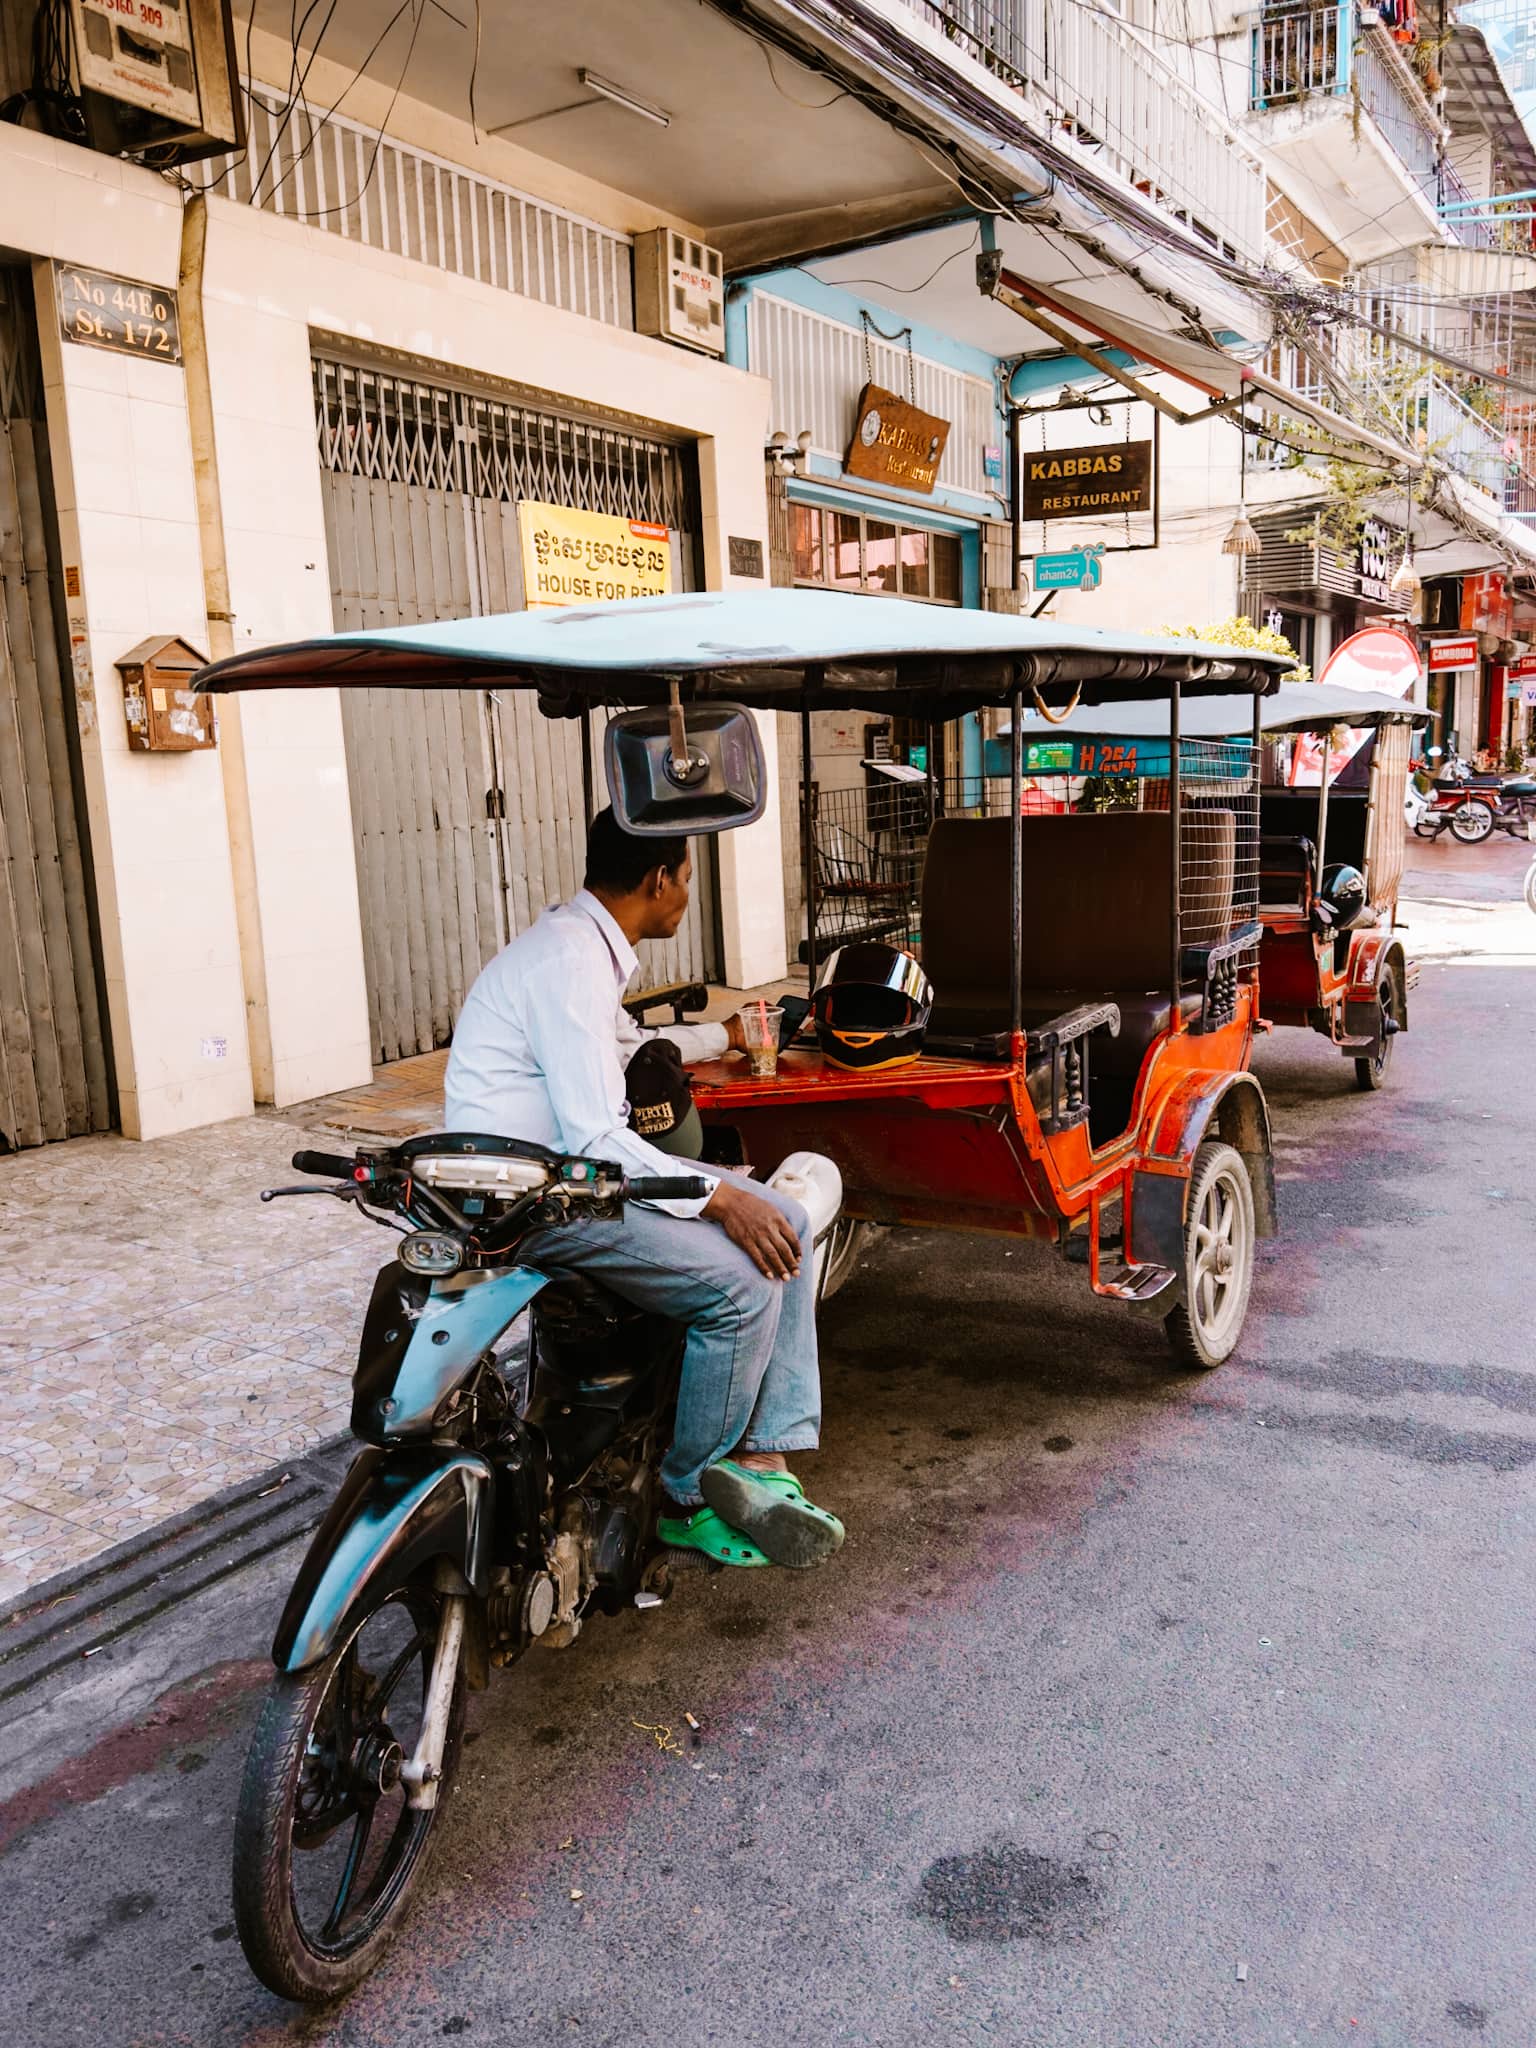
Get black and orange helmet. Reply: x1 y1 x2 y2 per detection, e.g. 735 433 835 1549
811 944 933 1072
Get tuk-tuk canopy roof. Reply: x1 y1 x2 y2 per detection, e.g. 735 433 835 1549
1000 678 1423 740
196 590 1289 717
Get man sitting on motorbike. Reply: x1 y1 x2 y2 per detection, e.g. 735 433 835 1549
444 807 844 1571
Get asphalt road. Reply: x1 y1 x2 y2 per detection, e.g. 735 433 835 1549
4 835 1532 2048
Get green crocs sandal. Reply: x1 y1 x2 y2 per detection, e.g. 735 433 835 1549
699 1461 845 1570
657 1503 771 1568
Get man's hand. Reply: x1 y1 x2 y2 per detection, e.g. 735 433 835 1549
723 1012 748 1054
704 1178 802 1281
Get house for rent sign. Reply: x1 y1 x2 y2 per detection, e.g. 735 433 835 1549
517 502 672 607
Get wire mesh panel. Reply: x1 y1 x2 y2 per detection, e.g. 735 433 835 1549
804 740 1258 965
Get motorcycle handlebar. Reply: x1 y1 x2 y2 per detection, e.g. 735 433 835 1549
627 1175 713 1202
291 1149 356 1179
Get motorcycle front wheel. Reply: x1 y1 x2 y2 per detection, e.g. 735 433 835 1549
1450 800 1495 844
232 1577 465 2003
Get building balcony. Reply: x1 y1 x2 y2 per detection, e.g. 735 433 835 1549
893 0 1268 262
1247 2 1449 260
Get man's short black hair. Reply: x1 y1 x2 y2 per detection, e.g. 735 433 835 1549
583 806 688 895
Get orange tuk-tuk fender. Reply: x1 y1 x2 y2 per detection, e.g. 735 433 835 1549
1342 932 1407 1044
1127 1071 1277 1272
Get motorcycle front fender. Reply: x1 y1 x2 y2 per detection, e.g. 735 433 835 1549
272 1445 494 1674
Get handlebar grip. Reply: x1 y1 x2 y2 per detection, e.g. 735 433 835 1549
291 1149 356 1179
627 1175 713 1202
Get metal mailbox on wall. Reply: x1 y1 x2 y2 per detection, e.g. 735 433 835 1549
115 635 216 752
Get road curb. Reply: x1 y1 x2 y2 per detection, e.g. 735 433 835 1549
0 1436 353 1715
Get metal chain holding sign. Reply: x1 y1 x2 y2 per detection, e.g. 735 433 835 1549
860 310 917 403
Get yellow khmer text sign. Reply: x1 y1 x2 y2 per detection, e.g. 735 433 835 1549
517 502 672 608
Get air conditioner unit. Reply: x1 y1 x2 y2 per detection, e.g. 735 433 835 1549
635 231 725 357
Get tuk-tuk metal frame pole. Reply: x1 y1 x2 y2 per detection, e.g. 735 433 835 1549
801 697 818 985
1010 685 1023 1047
1315 733 1333 891
1169 675 1182 1009
580 711 595 825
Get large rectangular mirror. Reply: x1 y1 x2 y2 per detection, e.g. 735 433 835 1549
604 703 766 834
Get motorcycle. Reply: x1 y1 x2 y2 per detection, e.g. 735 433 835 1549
1412 750 1536 845
232 1133 842 2002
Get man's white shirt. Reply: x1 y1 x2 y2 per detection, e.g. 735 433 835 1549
444 890 726 1218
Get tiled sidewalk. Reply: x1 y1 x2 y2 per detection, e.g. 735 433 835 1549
0 1114 396 1602
0 979 800 1603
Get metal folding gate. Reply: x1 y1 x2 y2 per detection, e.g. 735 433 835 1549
0 269 111 1151
314 353 719 1065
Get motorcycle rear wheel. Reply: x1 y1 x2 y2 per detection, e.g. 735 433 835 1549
232 1577 465 2003
1450 801 1495 845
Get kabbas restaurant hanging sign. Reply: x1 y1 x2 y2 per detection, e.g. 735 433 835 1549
844 384 951 495
1020 439 1153 522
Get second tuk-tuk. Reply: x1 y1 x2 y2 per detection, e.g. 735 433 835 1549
1006 672 1422 1093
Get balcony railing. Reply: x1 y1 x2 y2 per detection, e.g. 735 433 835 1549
898 0 1267 259
1426 375 1509 498
1250 5 1448 217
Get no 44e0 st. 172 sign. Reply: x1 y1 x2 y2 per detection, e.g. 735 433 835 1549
54 263 181 363
517 503 672 608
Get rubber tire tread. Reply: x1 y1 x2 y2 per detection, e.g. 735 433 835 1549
1163 1141 1256 1373
1353 972 1396 1093
231 1585 464 2004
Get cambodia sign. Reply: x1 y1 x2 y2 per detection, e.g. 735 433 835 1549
1020 439 1153 522
1031 543 1105 591
844 385 950 495
517 503 672 608
1426 635 1480 672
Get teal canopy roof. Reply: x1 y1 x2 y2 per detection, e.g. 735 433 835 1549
1000 679 1422 738
197 590 1288 717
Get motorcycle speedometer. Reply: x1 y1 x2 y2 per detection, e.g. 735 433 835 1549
399 1231 465 1277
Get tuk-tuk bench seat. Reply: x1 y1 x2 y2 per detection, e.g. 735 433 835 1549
920 813 1233 1044
928 989 1202 1074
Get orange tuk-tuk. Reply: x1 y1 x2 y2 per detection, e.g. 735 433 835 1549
205 590 1291 1368
1008 679 1423 1092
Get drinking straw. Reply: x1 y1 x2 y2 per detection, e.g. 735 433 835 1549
757 997 769 1043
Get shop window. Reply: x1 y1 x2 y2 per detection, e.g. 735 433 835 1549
865 521 899 593
831 512 863 589
900 528 929 598
790 505 964 605
790 502 824 582
931 532 962 604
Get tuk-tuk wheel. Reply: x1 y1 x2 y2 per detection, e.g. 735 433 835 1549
1164 1142 1255 1371
1353 968 1398 1093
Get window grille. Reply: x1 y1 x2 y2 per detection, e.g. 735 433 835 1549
312 355 700 533
194 86 634 330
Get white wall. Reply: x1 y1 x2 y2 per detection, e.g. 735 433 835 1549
1 113 784 1142
16 141 255 1141
195 192 782 1001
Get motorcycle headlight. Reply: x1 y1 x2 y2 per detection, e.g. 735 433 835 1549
400 1231 464 1277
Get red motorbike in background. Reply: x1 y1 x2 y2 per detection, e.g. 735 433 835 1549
1412 749 1536 845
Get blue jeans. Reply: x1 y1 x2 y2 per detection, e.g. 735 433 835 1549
521 1167 820 1507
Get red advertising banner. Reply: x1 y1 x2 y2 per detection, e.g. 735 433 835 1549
1426 635 1480 672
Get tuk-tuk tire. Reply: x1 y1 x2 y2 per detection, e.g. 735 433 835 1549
1164 1142 1256 1371
1352 963 1401 1093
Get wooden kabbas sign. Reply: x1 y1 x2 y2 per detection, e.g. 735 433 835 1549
844 384 950 495
1020 438 1153 522
55 263 182 364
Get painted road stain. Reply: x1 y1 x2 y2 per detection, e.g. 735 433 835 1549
914 1844 1102 1943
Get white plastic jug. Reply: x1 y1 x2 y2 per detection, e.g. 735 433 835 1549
765 1150 844 1298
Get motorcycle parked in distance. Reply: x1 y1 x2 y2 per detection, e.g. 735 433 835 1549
1409 749 1536 844
232 1134 842 2002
